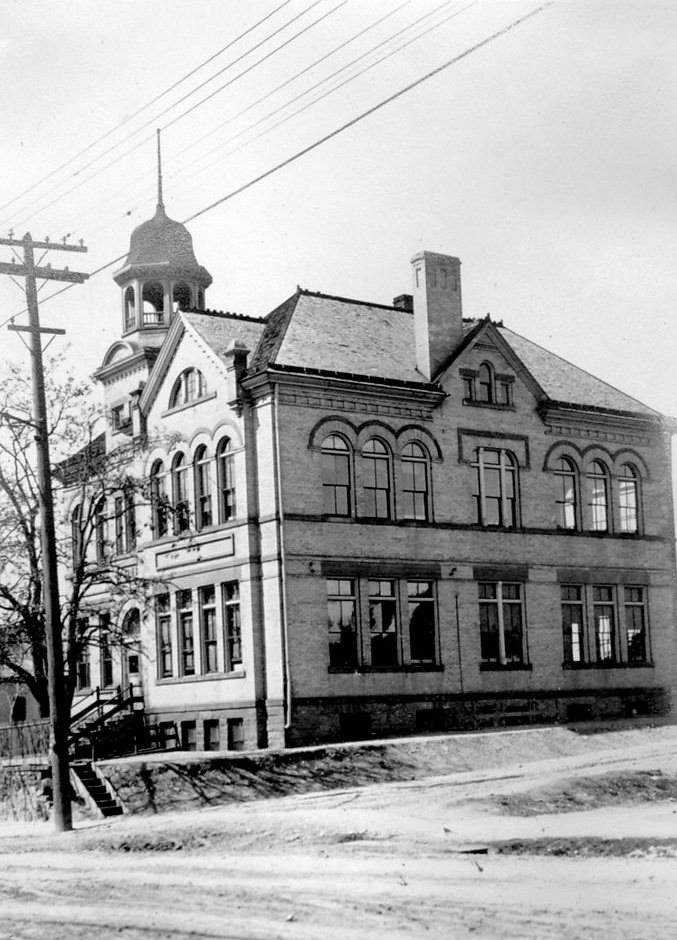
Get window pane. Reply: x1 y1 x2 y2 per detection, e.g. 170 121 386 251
408 582 435 663
327 579 358 668
368 580 398 667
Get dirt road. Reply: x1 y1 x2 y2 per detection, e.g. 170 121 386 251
3 724 677 939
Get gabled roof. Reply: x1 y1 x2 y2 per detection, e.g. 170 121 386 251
139 309 266 415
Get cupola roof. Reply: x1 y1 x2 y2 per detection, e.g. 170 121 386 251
113 130 212 288
113 202 212 288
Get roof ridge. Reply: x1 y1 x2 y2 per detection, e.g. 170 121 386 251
297 288 411 313
182 307 263 323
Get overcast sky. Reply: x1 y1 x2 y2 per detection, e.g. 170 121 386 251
0 0 676 417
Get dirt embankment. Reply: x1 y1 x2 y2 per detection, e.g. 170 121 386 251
98 722 673 816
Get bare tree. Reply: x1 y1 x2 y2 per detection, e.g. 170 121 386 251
0 358 151 717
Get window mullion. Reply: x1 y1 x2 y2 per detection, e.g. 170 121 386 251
479 448 486 526
497 581 507 665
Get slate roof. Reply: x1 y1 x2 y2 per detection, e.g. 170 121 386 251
54 432 107 484
186 290 656 417
182 309 266 366
495 324 658 415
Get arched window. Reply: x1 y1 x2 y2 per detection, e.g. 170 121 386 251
71 504 83 567
216 437 236 523
322 434 351 516
169 368 207 408
471 448 518 527
142 281 164 325
150 460 168 538
124 286 136 331
618 463 639 533
172 281 192 311
172 453 190 534
401 442 429 521
554 456 578 529
363 439 391 519
194 445 212 529
477 362 494 403
587 460 610 531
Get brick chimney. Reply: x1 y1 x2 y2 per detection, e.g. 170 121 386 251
411 251 463 380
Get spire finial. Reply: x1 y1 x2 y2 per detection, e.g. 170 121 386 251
156 128 164 209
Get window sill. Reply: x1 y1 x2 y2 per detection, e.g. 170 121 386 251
479 662 532 672
562 661 654 670
328 664 443 674
156 670 245 685
162 391 217 417
462 399 515 411
147 520 240 547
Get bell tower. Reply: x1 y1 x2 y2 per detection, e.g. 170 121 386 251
112 131 212 350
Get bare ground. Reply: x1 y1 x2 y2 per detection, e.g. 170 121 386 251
3 723 677 939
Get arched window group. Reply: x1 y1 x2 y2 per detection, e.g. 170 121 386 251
149 434 237 539
549 452 642 534
320 433 433 521
169 368 207 409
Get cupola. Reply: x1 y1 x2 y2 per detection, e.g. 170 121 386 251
112 132 212 344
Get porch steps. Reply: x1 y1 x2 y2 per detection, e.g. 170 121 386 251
72 761 123 817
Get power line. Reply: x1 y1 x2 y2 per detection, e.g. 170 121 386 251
0 0 295 220
7 0 349 234
185 2 553 226
62 0 415 240
170 0 473 193
3 0 338 232
1 1 553 332
58 0 459 245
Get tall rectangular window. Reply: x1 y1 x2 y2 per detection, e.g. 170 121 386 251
200 585 218 674
322 435 351 516
178 589 195 675
472 449 518 528
401 443 429 521
75 625 91 691
407 581 436 664
326 579 358 668
368 580 398 667
593 585 616 662
624 586 647 663
124 488 136 550
561 585 585 663
223 581 242 671
478 582 525 665
94 500 106 564
114 495 125 554
156 593 172 678
100 613 114 688
363 440 391 519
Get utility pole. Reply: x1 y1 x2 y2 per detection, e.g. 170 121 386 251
0 232 88 832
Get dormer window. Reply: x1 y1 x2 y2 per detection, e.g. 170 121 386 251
169 368 207 409
461 363 514 407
